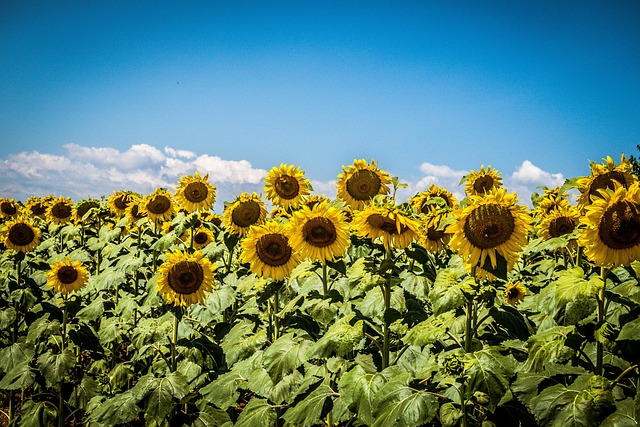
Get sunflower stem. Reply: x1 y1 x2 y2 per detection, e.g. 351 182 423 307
322 263 328 296
59 294 68 427
171 311 180 372
273 287 280 340
596 267 608 376
382 249 392 370
8 258 23 424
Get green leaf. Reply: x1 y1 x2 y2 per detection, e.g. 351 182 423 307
601 398 637 427
269 370 304 404
489 306 532 340
37 349 75 388
403 311 455 347
282 384 336 427
190 405 234 427
555 267 602 304
619 317 640 341
262 333 312 382
26 315 60 345
399 270 431 299
69 375 100 410
200 371 246 409
464 348 516 411
90 390 141 425
75 295 105 322
133 372 190 425
307 313 364 358
429 268 473 315
357 286 406 320
337 365 387 426
0 362 35 390
524 326 575 372
235 397 277 427
98 316 128 346
0 341 35 374
190 285 236 325
0 306 16 330
528 374 593 427
108 362 135 391
439 402 464 427
18 399 57 427
220 319 267 366
371 373 438 427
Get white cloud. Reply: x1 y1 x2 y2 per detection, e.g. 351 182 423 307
164 146 196 159
505 160 566 206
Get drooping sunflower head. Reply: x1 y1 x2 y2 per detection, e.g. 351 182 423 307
188 227 215 250
141 188 176 221
240 220 301 281
1 216 41 253
538 205 580 241
504 281 527 306
578 182 640 267
25 196 49 219
463 165 503 197
156 250 216 307
222 192 268 237
288 201 351 263
175 172 217 213
124 194 146 224
47 196 75 225
577 154 636 207
270 206 291 219
264 164 312 209
449 188 531 273
46 256 90 295
108 190 138 217
300 194 331 211
410 184 458 214
336 159 392 210
74 199 101 224
0 198 20 220
352 204 422 251
420 209 454 252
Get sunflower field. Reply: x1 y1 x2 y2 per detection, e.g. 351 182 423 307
1 156 640 427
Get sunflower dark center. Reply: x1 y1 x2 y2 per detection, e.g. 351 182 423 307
194 231 209 245
473 176 495 194
549 216 576 238
114 195 129 210
275 175 300 200
427 225 447 241
303 217 337 247
8 223 36 246
51 202 72 219
30 203 47 216
346 170 382 201
507 286 521 299
588 171 627 200
463 204 515 249
367 213 406 235
167 261 204 294
1 201 17 216
598 201 640 250
57 266 79 285
185 182 208 203
256 233 292 266
231 200 261 227
77 201 99 219
129 205 144 220
148 195 171 214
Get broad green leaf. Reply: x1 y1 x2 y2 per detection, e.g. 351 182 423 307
619 316 640 341
464 348 516 411
98 316 128 347
75 295 105 322
555 267 602 305
300 297 338 328
220 319 267 366
601 397 637 427
399 270 431 299
191 405 234 427
90 390 141 425
18 399 57 427
263 333 313 382
371 373 438 427
37 349 75 388
133 372 190 425
200 371 246 409
489 305 532 340
337 364 387 426
306 313 364 358
108 362 135 391
439 402 463 427
0 306 16 330
282 384 336 427
269 370 304 404
0 362 35 390
523 325 575 372
528 374 592 427
403 311 455 347
26 315 60 345
357 286 406 320
69 375 100 409
429 268 473 315
235 397 277 427
0 341 35 374
190 285 236 326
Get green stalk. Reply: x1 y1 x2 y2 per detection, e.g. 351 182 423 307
273 287 280 341
596 267 608 376
321 262 328 296
382 249 392 370
171 312 180 372
8 258 22 424
59 294 69 427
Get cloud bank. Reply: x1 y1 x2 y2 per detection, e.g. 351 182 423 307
0 143 567 211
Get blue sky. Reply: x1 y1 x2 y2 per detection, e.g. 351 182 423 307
1 1 639 209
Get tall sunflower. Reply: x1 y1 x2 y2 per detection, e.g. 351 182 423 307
240 220 301 280
578 182 640 267
75 199 101 224
420 209 454 252
0 197 20 220
577 154 636 207
141 188 176 222
264 164 312 209
301 194 331 211
288 201 351 263
463 165 503 197
336 159 392 210
504 281 527 306
410 184 458 214
125 195 146 226
25 196 49 220
351 204 422 251
47 196 75 225
175 172 217 213
449 188 531 274
46 256 90 295
538 205 580 240
189 227 215 250
534 187 571 217
157 250 216 307
1 216 41 252
222 193 268 237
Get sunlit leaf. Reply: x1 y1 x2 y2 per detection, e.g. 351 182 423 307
371 373 438 427
282 383 336 427
235 397 277 427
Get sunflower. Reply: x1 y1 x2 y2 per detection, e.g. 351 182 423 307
463 165 503 197
538 205 580 240
141 188 176 222
156 250 216 307
301 194 331 211
504 281 527 306
0 198 20 220
534 187 571 217
189 227 215 250
577 154 636 206
288 201 351 263
108 190 138 218
270 206 291 219
264 164 312 209
47 196 75 225
578 182 640 267
75 199 101 223
25 196 49 219
222 192 268 237
352 204 422 251
240 220 301 280
124 195 146 225
1 216 41 252
336 159 392 210
449 188 531 274
410 184 458 214
46 256 90 295
175 172 217 213
420 209 454 252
